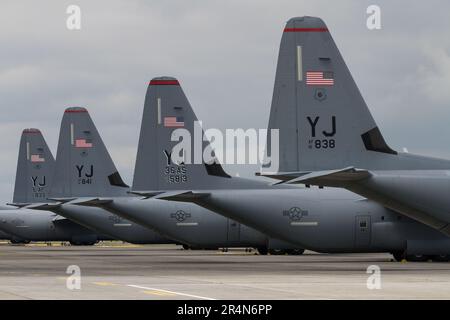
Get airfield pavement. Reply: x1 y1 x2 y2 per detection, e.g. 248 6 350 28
0 242 449 300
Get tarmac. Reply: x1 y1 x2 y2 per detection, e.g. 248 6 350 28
0 242 449 300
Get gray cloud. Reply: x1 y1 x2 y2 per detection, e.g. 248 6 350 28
0 1 450 202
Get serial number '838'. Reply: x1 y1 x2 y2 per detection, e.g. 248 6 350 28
309 139 335 149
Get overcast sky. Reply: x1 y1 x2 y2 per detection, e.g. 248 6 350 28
0 1 450 203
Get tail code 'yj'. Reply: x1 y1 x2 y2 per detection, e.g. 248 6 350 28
267 16 399 172
13 129 55 204
50 107 128 198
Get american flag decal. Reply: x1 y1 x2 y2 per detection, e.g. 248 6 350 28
31 154 45 163
306 71 334 86
75 139 93 148
164 116 184 128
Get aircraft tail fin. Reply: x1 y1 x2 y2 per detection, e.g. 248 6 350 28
132 77 231 192
12 129 55 204
50 107 129 198
266 16 400 173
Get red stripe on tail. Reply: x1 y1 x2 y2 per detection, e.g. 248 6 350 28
284 28 328 32
150 80 180 86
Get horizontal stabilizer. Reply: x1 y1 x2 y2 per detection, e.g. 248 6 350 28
47 197 77 204
260 167 370 186
157 191 211 203
25 202 62 211
127 191 165 199
71 198 114 207
284 167 370 186
6 202 30 208
256 171 313 182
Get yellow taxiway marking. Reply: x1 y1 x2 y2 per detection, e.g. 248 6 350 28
141 290 176 297
98 245 142 248
92 282 119 286
26 244 55 247
128 285 215 300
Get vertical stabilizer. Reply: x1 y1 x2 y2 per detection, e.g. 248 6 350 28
13 129 55 204
266 16 397 172
50 107 128 198
133 77 232 191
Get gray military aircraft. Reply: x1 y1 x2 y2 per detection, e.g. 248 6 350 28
0 229 29 244
75 75 450 261
254 17 450 237
0 231 12 241
0 210 18 243
54 102 303 254
27 108 173 245
0 208 14 242
0 128 110 245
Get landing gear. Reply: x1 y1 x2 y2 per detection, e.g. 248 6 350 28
267 248 304 255
431 255 450 262
69 240 96 246
257 247 269 255
392 251 432 262
182 244 190 250
285 248 305 255
392 251 405 262
406 254 429 262
10 239 30 245
268 249 285 255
